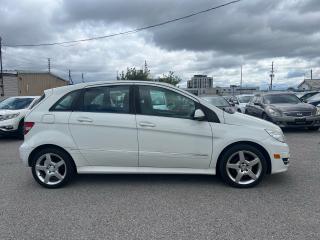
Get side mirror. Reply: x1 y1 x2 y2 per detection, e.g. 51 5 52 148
194 109 205 120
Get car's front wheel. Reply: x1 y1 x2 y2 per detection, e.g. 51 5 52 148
219 144 267 188
31 147 75 188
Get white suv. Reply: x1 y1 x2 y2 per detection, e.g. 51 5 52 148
0 96 39 138
20 81 289 188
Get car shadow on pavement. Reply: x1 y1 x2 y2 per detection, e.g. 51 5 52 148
72 173 224 187
282 128 319 134
0 135 22 142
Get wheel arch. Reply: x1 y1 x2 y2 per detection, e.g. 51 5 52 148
216 141 271 175
28 144 77 173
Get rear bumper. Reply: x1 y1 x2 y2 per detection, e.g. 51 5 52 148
19 142 34 166
269 115 320 128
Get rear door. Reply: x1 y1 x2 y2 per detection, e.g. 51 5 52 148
68 84 138 167
135 85 213 169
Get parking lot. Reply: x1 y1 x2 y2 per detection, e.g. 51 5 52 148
0 130 319 240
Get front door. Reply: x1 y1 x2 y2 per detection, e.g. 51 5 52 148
136 85 213 169
68 84 138 167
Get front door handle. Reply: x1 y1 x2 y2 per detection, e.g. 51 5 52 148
77 117 93 123
139 122 156 127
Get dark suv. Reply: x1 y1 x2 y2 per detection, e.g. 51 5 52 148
245 92 320 130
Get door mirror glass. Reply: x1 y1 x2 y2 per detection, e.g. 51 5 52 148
194 109 205 120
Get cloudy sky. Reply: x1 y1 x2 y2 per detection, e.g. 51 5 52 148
1 0 320 88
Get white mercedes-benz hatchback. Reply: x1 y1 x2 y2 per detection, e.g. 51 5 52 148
19 81 289 188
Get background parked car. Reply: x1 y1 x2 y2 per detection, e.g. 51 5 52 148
0 96 40 138
298 91 320 102
245 92 320 130
233 94 254 113
307 92 320 107
202 96 241 113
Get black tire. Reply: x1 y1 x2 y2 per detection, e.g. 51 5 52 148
31 147 75 188
219 144 267 188
262 113 270 121
244 109 248 114
307 126 319 131
16 119 24 140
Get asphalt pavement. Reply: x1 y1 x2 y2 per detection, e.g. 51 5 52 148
0 129 320 240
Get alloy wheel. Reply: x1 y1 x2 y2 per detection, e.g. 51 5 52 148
35 153 67 186
226 150 262 185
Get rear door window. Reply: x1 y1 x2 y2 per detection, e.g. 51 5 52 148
82 85 130 113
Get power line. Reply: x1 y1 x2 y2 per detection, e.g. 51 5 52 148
3 0 241 48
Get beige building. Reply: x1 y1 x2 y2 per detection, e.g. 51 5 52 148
1 71 68 100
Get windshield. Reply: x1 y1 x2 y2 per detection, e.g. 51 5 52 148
264 94 301 104
308 93 320 102
203 96 230 107
238 95 253 103
0 97 34 110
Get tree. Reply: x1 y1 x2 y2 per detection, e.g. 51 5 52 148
118 61 150 80
158 71 181 86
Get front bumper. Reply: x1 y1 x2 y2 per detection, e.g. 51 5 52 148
0 117 21 134
263 137 290 174
269 115 320 128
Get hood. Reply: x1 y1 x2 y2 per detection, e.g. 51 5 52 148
0 109 28 116
269 103 315 112
223 111 280 131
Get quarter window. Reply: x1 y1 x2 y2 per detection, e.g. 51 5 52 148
82 85 130 113
50 90 80 111
138 86 196 119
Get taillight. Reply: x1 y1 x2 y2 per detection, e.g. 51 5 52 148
24 122 34 135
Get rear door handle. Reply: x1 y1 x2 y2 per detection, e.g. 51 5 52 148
139 122 156 127
77 117 93 123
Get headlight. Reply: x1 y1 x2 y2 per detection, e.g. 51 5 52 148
0 113 20 121
265 128 286 143
267 108 281 117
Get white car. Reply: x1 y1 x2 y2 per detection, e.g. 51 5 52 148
19 81 289 188
234 94 254 113
0 96 40 138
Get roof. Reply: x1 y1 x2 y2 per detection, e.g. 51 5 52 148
298 79 320 89
49 80 199 100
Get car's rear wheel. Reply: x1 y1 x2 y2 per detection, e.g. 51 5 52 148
31 147 75 188
219 144 267 188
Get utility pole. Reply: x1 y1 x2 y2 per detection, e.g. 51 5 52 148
81 73 84 83
48 58 51 73
68 69 73 85
311 69 313 80
0 36 4 96
269 61 274 91
240 65 243 94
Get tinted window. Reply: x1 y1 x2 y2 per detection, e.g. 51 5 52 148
0 97 34 110
139 86 195 119
51 90 80 111
83 85 130 113
264 94 301 104
203 96 230 107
